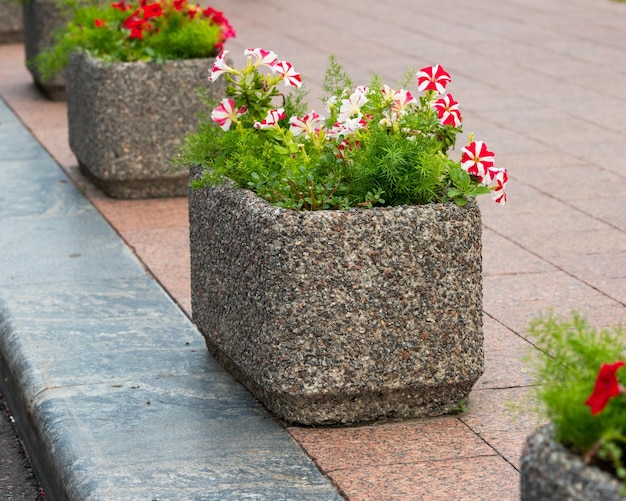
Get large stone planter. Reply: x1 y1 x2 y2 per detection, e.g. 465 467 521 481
189 180 484 425
521 424 626 500
0 0 22 44
22 0 69 100
68 52 224 199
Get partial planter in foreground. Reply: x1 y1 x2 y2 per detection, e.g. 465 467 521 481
521 424 626 501
68 52 224 199
189 179 484 426
0 0 22 44
22 0 68 100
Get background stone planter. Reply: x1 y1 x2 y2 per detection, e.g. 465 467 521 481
22 0 68 100
189 180 484 425
521 424 626 500
68 52 224 199
0 0 22 44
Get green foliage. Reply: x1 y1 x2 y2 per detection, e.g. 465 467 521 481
321 54 353 105
345 120 452 206
528 311 626 485
34 0 230 82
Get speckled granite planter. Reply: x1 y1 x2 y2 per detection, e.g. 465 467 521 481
22 0 69 100
521 425 626 501
189 179 484 425
0 0 22 44
67 52 224 199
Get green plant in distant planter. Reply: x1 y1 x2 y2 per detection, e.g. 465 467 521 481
35 0 234 80
521 312 626 500
33 0 235 198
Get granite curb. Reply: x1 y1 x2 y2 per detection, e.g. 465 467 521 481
0 98 342 500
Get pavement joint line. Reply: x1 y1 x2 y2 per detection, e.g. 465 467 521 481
0 99 343 501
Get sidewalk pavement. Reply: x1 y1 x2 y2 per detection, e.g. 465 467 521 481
1 0 626 499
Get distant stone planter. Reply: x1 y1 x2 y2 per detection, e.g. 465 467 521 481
67 52 224 199
521 425 626 501
22 0 69 100
189 179 484 426
0 0 22 44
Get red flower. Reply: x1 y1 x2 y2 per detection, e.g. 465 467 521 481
111 1 129 10
123 14 151 39
585 361 625 415
173 0 185 10
186 4 200 19
141 2 162 19
94 18 107 27
431 93 462 127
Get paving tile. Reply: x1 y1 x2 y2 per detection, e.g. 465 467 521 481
572 196 626 233
478 178 568 220
482 209 617 258
482 228 556 277
460 387 546 470
327 455 520 501
288 418 495 474
94 197 189 232
476 316 538 390
121 226 192 314
518 164 626 201
483 270 626 333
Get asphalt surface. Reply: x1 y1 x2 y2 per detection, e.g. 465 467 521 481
0 394 42 500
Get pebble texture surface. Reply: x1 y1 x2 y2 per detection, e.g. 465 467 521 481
67 52 224 198
190 179 484 425
521 425 626 501
22 0 68 100
0 0 22 44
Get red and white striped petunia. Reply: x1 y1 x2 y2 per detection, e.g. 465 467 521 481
254 108 286 129
416 65 452 94
486 166 508 206
208 50 235 82
272 60 302 88
461 141 495 181
211 98 247 131
338 89 368 122
431 94 462 127
244 48 278 69
327 116 367 139
391 89 417 114
289 112 325 137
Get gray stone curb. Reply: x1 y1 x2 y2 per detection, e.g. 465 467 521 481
0 98 342 500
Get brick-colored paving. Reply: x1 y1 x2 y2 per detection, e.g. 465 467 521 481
1 0 625 498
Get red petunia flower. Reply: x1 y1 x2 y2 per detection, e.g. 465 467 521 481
141 2 162 19
585 361 625 415
111 1 129 10
431 93 462 127
416 64 452 94
123 14 151 39
173 0 185 10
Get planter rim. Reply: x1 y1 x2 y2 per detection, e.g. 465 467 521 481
521 423 626 501
76 49 220 67
196 175 480 218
